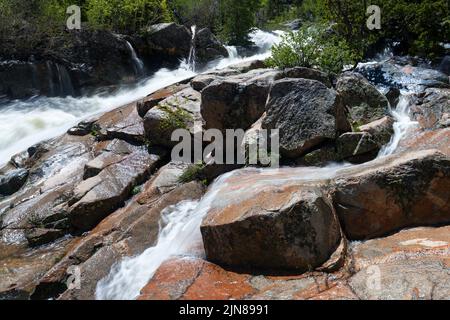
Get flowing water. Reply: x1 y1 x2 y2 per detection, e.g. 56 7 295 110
95 59 422 300
0 29 282 166
125 40 145 77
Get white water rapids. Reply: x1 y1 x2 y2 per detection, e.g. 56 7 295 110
0 29 283 166
95 87 419 300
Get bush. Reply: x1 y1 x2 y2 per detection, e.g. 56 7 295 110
266 23 359 74
86 0 171 34
316 0 449 59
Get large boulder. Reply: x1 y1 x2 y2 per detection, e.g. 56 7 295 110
358 116 395 146
201 69 278 131
200 169 342 271
141 23 192 66
336 72 389 125
194 28 229 64
262 78 351 158
332 149 450 240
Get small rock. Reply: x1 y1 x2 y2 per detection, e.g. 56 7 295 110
25 228 65 247
0 169 29 196
337 132 380 164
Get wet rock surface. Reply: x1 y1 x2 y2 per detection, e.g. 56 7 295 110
1 57 450 301
139 225 450 300
262 78 351 158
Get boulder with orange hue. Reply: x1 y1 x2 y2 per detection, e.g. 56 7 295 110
200 170 342 271
138 256 351 301
138 225 450 301
332 149 450 240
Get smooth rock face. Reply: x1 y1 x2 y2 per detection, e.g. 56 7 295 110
262 78 350 158
68 146 164 232
348 225 450 300
201 69 278 131
139 225 450 300
144 87 202 147
0 238 74 299
332 149 450 240
201 171 342 271
0 168 29 196
336 72 389 125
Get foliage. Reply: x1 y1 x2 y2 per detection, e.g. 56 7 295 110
267 23 359 74
169 0 220 31
86 0 171 34
316 0 450 59
218 0 262 45
178 162 206 183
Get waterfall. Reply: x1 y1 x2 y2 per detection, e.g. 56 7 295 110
378 93 419 157
55 64 75 97
0 29 282 165
96 171 236 300
186 25 197 72
125 40 145 77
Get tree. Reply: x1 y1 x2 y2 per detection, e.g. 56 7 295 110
219 0 262 45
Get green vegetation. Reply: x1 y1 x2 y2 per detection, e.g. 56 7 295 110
0 0 447 60
178 162 206 183
158 103 193 131
267 23 358 74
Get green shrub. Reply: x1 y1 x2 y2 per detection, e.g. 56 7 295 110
266 23 359 74
86 0 171 34
178 162 205 183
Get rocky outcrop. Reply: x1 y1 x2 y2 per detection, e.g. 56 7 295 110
139 225 450 300
262 78 351 158
36 165 205 300
332 149 450 239
0 30 144 99
68 144 165 232
336 72 389 125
